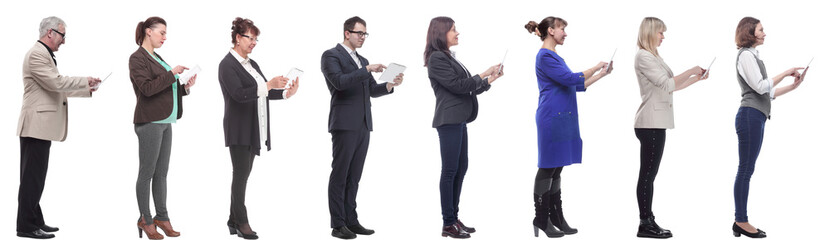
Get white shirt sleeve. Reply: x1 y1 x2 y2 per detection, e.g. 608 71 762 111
736 51 775 100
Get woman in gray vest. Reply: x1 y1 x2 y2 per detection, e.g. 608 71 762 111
732 17 806 238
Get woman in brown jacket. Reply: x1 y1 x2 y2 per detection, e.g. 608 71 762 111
128 16 196 240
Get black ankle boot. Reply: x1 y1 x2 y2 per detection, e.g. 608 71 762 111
549 179 577 235
637 217 672 238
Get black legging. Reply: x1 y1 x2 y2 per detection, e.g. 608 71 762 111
634 128 666 219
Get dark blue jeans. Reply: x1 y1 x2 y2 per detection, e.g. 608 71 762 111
734 107 766 222
437 123 468 226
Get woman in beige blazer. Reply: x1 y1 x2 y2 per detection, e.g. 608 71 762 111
632 17 708 239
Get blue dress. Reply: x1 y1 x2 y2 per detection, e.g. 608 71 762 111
535 48 585 168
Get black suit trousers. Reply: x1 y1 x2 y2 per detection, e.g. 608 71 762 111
328 125 370 228
228 145 257 225
17 137 52 232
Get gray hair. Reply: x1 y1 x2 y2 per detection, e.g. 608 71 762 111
39 16 66 38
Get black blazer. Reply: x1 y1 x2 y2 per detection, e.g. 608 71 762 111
427 51 491 128
129 47 189 124
218 52 284 155
321 44 392 132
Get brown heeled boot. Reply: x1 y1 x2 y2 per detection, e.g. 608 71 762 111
153 219 181 237
137 218 164 239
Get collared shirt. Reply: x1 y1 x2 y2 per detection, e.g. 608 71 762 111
37 40 56 65
230 49 269 148
737 48 775 99
339 42 362 68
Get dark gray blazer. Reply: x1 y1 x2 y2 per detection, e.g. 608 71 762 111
427 51 491 128
218 52 284 155
320 44 392 132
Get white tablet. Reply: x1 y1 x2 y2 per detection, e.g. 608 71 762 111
378 63 406 83
703 57 716 78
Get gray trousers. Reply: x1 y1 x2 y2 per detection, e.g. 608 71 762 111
134 123 172 224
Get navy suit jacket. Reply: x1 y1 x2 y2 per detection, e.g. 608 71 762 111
218 52 284 155
427 51 491 128
321 44 392 132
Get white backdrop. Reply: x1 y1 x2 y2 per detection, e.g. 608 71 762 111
0 0 827 239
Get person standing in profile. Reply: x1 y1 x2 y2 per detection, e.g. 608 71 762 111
731 16 806 239
16 16 101 240
524 16 610 238
218 17 300 240
129 16 197 240
425 16 504 239
632 17 708 239
321 16 403 240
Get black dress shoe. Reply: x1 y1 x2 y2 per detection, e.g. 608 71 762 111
39 225 59 232
442 223 470 239
456 219 476 233
332 226 357 239
732 222 766 238
637 217 672 238
347 224 375 235
17 229 55 239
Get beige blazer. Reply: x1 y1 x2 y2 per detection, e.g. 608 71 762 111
17 42 90 142
634 49 675 129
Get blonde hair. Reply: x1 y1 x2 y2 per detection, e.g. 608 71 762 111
637 17 666 57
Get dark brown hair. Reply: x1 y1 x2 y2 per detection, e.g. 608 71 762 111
343 16 366 39
231 17 260 45
525 17 567 41
423 16 455 67
735 17 760 49
135 16 166 46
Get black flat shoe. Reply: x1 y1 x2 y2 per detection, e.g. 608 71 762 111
17 229 55 239
347 224 375 235
39 225 59 232
732 222 766 238
456 219 476 233
332 226 357 239
637 217 672 238
442 223 470 239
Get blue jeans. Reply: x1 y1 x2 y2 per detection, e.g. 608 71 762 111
734 107 766 222
437 123 468 226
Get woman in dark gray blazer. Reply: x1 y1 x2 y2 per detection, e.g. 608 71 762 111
129 16 196 240
217 17 299 240
424 16 503 239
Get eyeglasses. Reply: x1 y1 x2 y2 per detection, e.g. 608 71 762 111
348 30 369 38
51 28 65 39
240 34 258 42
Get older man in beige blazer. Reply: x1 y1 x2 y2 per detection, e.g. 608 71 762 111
15 16 100 239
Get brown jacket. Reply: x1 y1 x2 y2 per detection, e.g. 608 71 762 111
17 42 90 142
128 47 188 124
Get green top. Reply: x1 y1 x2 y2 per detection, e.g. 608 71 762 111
146 49 178 124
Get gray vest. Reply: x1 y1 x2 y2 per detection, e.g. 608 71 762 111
736 48 771 118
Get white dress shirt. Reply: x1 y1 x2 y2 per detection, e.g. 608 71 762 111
737 48 775 99
339 43 362 68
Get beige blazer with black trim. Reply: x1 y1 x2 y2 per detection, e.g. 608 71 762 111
17 42 90 142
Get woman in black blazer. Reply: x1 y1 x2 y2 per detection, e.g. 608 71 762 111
217 17 299 239
424 16 504 239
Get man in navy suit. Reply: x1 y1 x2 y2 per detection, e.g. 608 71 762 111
320 16 403 239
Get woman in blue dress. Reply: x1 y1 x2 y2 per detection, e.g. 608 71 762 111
525 17 611 238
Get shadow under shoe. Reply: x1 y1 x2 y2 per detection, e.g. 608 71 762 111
637 217 672 238
732 222 766 238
